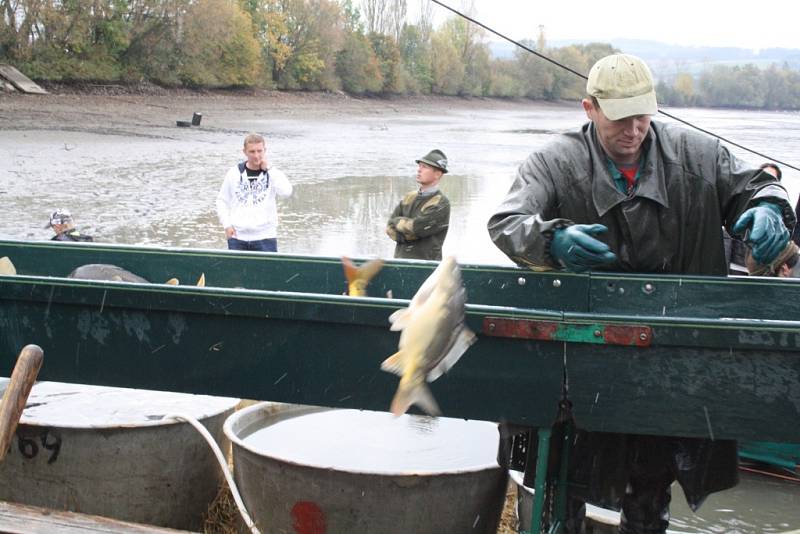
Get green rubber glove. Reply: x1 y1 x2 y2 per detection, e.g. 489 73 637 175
550 224 618 272
732 202 789 264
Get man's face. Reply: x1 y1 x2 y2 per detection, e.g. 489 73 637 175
243 142 266 168
416 162 443 189
51 222 71 234
582 99 651 164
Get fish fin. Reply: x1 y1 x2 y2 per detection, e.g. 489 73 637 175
388 308 412 330
196 273 206 287
391 382 441 417
0 257 17 276
359 258 384 280
342 256 384 296
165 278 179 285
380 351 405 376
427 326 477 382
342 256 358 284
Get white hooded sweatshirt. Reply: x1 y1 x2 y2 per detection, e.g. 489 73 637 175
216 164 293 241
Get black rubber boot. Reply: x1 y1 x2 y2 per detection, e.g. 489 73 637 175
617 476 671 534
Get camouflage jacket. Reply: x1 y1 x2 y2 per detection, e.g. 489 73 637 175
386 189 450 260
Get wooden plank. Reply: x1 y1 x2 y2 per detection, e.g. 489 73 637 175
0 501 199 534
0 345 43 461
0 64 47 94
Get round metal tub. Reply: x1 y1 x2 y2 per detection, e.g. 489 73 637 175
510 469 619 533
0 381 239 530
224 402 508 534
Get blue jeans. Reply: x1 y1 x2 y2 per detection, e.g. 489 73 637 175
227 237 277 252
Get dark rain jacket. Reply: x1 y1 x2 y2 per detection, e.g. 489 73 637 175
488 121 794 275
51 229 94 242
387 189 450 261
488 120 795 512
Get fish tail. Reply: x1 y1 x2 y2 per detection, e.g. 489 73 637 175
390 382 441 417
342 256 384 296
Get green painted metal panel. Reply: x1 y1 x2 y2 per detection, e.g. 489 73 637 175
588 272 800 321
0 275 565 427
2 240 800 443
0 240 590 311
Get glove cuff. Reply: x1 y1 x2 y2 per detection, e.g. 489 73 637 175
546 222 572 269
756 201 783 217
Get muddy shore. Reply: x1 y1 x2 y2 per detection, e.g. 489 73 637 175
0 84 571 136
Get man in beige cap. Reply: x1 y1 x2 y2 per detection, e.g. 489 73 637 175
489 53 794 533
386 149 450 260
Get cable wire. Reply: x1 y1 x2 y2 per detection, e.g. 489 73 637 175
165 413 261 534
430 0 800 172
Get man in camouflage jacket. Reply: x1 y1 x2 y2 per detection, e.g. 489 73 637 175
387 149 451 261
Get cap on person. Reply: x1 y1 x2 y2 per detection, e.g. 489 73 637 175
586 54 658 121
45 208 74 228
416 149 448 174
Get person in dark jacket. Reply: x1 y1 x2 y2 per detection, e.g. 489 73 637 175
45 208 93 242
386 149 451 260
488 54 794 534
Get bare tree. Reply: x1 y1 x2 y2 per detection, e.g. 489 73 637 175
361 0 387 34
386 0 405 42
417 0 432 42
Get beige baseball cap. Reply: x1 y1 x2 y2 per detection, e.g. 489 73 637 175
586 54 658 120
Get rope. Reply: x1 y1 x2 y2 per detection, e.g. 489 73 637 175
165 413 261 534
429 0 800 173
739 464 800 483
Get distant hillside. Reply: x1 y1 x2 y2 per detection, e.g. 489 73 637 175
489 38 800 78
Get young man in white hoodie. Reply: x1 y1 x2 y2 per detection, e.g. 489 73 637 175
216 133 293 252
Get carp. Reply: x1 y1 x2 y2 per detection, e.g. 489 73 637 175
380 256 476 416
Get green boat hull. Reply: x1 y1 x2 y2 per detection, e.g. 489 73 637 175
739 440 800 471
1 239 800 443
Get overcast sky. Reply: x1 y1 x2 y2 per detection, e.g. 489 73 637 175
418 1 797 50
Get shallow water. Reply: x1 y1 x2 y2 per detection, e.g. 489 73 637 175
2 99 800 531
670 471 800 533
4 102 798 266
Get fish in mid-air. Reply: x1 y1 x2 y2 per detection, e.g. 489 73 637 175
68 264 205 286
341 256 384 296
381 256 476 416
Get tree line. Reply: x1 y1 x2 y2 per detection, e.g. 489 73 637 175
2 0 799 110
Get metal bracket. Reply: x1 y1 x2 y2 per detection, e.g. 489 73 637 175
483 317 652 347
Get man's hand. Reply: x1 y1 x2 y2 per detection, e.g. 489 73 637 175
225 226 237 239
259 157 270 171
733 202 789 264
550 224 617 272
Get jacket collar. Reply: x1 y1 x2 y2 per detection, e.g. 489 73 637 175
587 122 670 217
